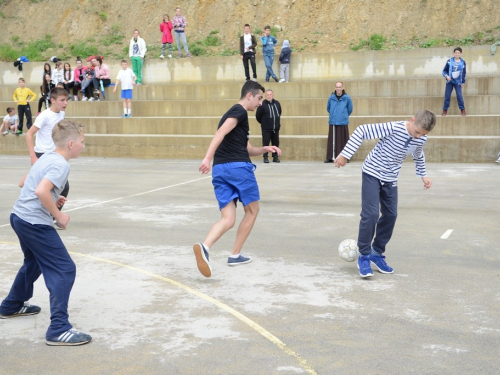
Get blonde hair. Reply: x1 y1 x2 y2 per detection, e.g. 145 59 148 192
414 110 437 131
52 120 84 147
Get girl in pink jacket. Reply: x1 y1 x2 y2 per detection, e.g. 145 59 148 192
160 14 173 58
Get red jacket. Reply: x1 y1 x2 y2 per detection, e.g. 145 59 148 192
160 21 173 43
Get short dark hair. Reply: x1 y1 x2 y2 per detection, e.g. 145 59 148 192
264 25 271 30
454 47 462 53
244 24 250 28
6 107 14 113
414 110 437 131
240 81 265 99
121 59 127 64
50 87 69 101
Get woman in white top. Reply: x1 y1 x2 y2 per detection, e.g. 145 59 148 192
62 63 75 99
51 62 64 85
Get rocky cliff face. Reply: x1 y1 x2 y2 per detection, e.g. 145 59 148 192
1 0 498 57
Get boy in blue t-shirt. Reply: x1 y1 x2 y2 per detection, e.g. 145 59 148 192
193 81 282 278
335 110 437 278
0 120 92 346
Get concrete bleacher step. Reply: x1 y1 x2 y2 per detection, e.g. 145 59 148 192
2 133 498 163
1 76 500 101
59 115 500 137
2 95 497 117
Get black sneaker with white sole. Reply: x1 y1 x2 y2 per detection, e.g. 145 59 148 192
46 328 92 346
0 303 41 319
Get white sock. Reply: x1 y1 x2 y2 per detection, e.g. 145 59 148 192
123 108 127 115
127 109 131 115
229 254 240 259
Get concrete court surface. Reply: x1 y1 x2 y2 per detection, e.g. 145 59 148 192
0 155 499 375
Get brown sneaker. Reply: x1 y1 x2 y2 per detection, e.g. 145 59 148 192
461 109 466 116
442 110 447 116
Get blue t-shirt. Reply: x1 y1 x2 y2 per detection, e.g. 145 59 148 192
12 152 70 226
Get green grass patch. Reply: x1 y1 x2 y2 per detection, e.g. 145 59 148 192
70 42 99 58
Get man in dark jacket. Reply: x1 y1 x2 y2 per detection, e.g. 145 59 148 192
240 24 258 81
256 89 281 163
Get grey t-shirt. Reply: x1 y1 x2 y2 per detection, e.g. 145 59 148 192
12 152 70 226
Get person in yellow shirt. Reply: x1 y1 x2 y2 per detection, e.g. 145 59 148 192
13 78 36 135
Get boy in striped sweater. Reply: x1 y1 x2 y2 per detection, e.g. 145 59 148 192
334 110 437 278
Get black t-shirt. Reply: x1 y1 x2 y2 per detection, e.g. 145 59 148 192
213 104 251 165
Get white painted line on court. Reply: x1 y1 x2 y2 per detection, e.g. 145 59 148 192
0 176 210 228
441 229 454 239
0 239 318 374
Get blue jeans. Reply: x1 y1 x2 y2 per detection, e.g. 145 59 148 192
357 173 398 255
443 82 465 110
263 53 277 80
175 32 189 55
0 214 76 339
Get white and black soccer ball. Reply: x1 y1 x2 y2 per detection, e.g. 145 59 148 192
338 239 359 262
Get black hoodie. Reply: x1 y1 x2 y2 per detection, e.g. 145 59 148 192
256 99 282 132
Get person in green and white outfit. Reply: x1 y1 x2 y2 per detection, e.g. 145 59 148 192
129 29 147 85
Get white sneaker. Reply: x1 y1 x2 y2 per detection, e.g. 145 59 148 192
74 96 79 101
89 97 94 101
2 130 9 135
496 157 500 164
160 55 164 59
279 78 285 83
82 97 88 101
168 54 172 58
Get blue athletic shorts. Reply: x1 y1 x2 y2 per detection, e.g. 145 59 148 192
121 89 132 99
212 162 260 210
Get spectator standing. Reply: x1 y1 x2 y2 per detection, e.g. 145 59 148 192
51 62 64 85
256 89 281 163
160 14 174 59
1 107 19 135
442 47 467 116
278 40 292 83
260 26 278 82
239 24 258 82
325 81 353 163
129 29 147 85
13 78 36 135
172 7 191 58
113 60 137 118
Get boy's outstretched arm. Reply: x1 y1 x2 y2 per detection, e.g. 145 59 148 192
199 118 238 174
35 178 70 228
247 141 281 157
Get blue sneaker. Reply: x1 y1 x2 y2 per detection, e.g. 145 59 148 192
357 255 373 278
227 254 252 266
0 303 41 319
193 243 211 278
121 114 128 118
369 253 394 274
46 328 92 346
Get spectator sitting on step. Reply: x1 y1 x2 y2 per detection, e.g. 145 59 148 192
1 107 19 135
80 61 95 101
73 57 87 101
37 73 55 115
92 56 111 100
62 63 75 100
42 63 52 81
51 61 64 85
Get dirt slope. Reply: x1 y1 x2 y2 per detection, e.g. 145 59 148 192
1 0 499 59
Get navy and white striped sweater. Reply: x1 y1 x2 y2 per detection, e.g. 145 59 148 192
340 121 427 182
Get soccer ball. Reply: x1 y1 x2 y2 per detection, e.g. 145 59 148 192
338 239 359 262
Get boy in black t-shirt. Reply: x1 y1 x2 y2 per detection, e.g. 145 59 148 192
194 81 282 278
